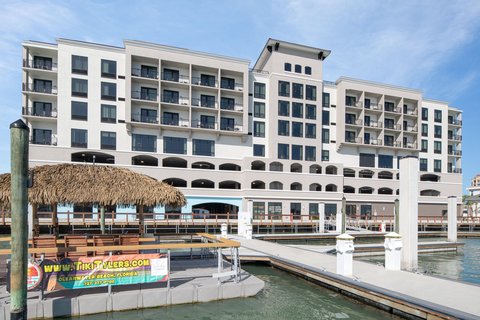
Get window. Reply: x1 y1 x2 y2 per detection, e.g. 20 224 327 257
71 78 88 97
221 97 235 110
305 146 316 161
278 81 290 97
140 108 157 123
278 100 289 116
162 68 177 81
292 122 303 137
220 77 235 90
200 115 215 129
305 123 316 138
101 59 116 78
200 74 216 87
292 83 303 99
32 129 52 145
292 103 303 118
434 125 442 138
278 120 289 136
100 104 116 123
345 131 356 142
200 94 215 108
422 124 428 137
384 118 395 129
422 107 428 121
71 101 87 120
322 110 330 125
421 139 428 152
346 96 356 107
384 135 394 146
268 202 282 220
346 113 356 124
306 104 316 119
294 64 302 73
434 141 442 154
193 139 215 156
253 144 265 157
254 82 266 99
378 155 393 168
323 92 330 108
278 143 289 159
291 145 303 160
33 56 53 70
306 85 316 101
359 153 375 167
305 66 312 75
253 202 266 219
284 63 291 72
100 131 116 150
72 55 87 74
434 160 442 173
254 102 265 118
162 112 179 126
164 137 187 154
384 101 395 112
321 150 329 161
101 82 116 100
434 110 442 123
420 158 428 171
220 117 235 131
33 102 52 117
71 129 87 148
162 89 177 103
291 203 301 219
254 121 265 137
132 134 156 152
322 128 330 143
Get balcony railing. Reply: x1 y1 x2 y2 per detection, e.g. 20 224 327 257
22 107 57 118
220 81 244 91
448 119 462 126
365 121 382 128
29 135 57 146
404 108 418 116
191 120 217 130
449 168 462 174
346 101 363 108
161 95 189 105
191 98 217 108
404 142 417 149
131 90 158 101
220 124 243 132
161 73 189 83
365 139 382 146
384 141 402 148
191 77 217 88
384 123 402 130
131 113 159 124
404 125 418 132
346 119 363 126
384 106 402 114
131 68 158 79
22 83 57 95
448 150 462 156
23 59 57 71
345 137 362 144
365 103 383 111
220 103 243 112
449 135 462 141
160 117 190 127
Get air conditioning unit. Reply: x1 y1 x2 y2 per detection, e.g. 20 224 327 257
180 79 189 84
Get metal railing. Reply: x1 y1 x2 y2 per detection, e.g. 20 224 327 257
161 95 189 105
384 123 402 130
29 135 57 146
346 119 363 125
220 104 243 112
345 137 362 144
365 121 382 128
191 97 217 108
404 142 417 149
449 135 462 141
449 168 462 174
160 117 190 127
131 113 159 124
22 107 57 118
191 77 217 87
131 68 159 79
384 141 402 148
220 81 244 91
384 106 402 114
23 59 57 71
448 150 462 156
346 101 363 108
191 120 217 130
448 119 462 126
23 83 57 95
365 103 383 111
404 108 418 116
220 124 243 132
365 138 382 146
161 73 189 83
405 125 418 132
131 90 158 101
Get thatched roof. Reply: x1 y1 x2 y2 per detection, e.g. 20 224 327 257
0 163 186 207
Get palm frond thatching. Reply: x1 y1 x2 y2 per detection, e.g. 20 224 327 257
0 163 186 207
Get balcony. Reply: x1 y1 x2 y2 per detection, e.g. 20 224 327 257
364 103 383 111
384 123 402 131
346 101 363 108
345 137 362 144
448 119 462 126
160 117 190 127
131 68 158 79
220 80 243 91
404 108 418 116
161 73 189 83
23 59 57 71
191 120 217 130
131 90 158 102
220 103 243 112
448 150 462 156
161 95 189 105
30 135 57 146
192 97 217 109
131 113 158 124
448 135 462 141
364 138 382 146
364 121 382 129
404 125 418 133
22 107 57 118
404 142 417 149
220 123 243 132
22 83 57 95
448 168 462 174
384 141 402 148
384 106 402 114
192 77 217 88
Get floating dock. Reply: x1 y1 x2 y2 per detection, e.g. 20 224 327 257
231 236 480 320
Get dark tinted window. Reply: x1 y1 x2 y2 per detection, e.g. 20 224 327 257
101 59 116 78
72 78 88 97
292 122 303 137
360 153 375 167
422 107 428 120
193 139 215 156
253 144 265 157
101 131 116 150
322 92 330 108
322 128 329 143
72 55 88 74
278 100 289 116
306 85 316 101
378 154 393 168
164 136 187 154
254 121 265 137
292 83 303 99
306 123 316 138
278 81 290 97
305 66 312 75
284 63 291 72
254 102 265 118
71 101 87 120
132 134 156 152
322 110 330 125
291 145 303 160
420 158 428 171
306 104 316 119
101 82 116 100
434 110 442 123
294 64 301 73
71 129 87 148
278 120 289 136
101 104 116 123
278 143 289 159
292 103 303 118
254 82 266 99
305 146 316 161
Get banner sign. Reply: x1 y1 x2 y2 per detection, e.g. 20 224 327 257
25 253 168 291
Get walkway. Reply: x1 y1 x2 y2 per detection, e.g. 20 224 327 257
232 236 480 320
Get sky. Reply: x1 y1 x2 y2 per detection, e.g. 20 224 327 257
0 0 479 192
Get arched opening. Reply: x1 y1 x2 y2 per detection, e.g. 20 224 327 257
71 151 115 164
192 203 238 219
309 183 322 191
326 184 337 192
378 187 393 195
219 163 241 171
325 165 337 175
378 171 393 180
219 180 241 189
191 179 214 188
132 155 158 166
269 162 283 172
359 186 374 194
290 163 302 173
163 157 187 168
396 189 399 195
309 164 322 174
343 168 355 177
270 181 283 190
251 160 266 171
251 180 265 189
290 182 302 191
420 189 441 196
396 173 399 180
359 169 374 178
420 174 440 182
163 178 187 188
192 161 215 170
343 185 355 193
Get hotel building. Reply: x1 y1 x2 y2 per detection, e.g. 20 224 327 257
21 38 463 221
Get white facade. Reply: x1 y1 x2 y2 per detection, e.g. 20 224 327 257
21 38 463 219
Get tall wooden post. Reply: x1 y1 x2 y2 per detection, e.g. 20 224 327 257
341 196 347 234
32 204 39 237
52 203 58 236
138 205 144 235
100 205 105 235
10 119 29 320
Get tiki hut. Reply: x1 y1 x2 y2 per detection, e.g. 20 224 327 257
0 163 186 235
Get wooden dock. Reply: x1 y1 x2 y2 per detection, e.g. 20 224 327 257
231 237 480 320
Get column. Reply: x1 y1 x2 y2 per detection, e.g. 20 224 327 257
447 196 457 242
